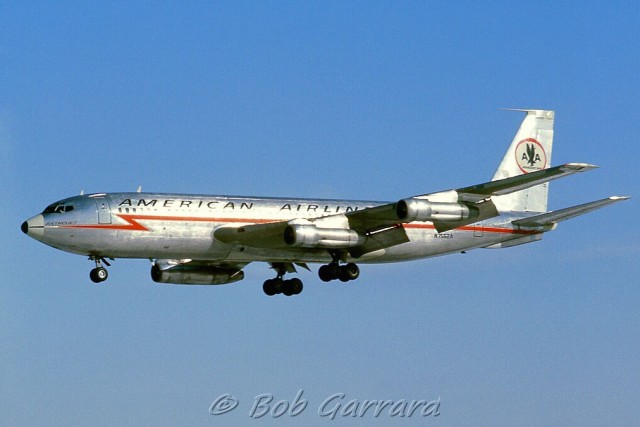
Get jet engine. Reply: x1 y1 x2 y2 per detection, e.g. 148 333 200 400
396 198 472 222
150 264 244 285
284 224 365 248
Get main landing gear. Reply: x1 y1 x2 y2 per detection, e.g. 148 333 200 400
318 262 360 282
263 263 303 297
89 256 111 283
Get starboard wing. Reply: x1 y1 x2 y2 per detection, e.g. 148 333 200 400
212 163 601 253
455 163 597 203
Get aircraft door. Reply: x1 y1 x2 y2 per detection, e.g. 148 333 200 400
473 221 483 237
94 197 112 224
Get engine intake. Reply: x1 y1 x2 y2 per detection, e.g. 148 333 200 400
396 198 472 222
151 264 244 285
284 224 365 248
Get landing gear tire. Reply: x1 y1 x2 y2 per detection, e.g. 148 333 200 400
263 279 277 296
320 262 359 282
340 263 360 281
90 267 108 283
272 278 284 294
338 269 350 282
318 265 331 282
263 278 284 295
282 280 295 296
263 277 303 296
319 264 340 282
287 278 303 295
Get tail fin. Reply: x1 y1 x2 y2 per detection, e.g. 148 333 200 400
492 109 555 213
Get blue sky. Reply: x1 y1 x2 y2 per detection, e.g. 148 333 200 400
2 2 639 426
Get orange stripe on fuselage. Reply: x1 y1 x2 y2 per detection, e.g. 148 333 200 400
59 214 276 232
404 223 538 235
58 214 538 235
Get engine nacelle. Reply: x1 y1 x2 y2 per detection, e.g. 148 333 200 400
151 264 244 285
284 224 365 248
396 198 471 222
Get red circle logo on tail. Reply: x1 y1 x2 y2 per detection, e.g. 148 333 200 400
515 138 547 173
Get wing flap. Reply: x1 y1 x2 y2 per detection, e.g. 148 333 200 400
349 225 410 258
214 221 289 249
345 203 399 233
269 262 310 274
155 258 249 270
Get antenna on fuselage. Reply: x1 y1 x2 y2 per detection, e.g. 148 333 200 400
137 186 142 193
80 190 84 195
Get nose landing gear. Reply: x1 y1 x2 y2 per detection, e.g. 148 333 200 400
89 256 111 283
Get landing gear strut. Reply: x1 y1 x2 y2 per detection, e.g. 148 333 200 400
263 263 303 296
89 256 110 283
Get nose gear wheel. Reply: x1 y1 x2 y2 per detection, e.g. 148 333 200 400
89 256 111 283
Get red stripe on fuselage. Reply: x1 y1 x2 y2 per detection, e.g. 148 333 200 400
404 223 538 235
58 214 538 235
58 214 276 232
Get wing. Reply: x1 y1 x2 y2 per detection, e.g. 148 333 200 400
213 163 598 256
344 163 597 232
454 163 597 202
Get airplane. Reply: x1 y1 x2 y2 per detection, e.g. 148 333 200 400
21 109 629 296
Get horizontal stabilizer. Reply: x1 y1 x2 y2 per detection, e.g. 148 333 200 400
512 196 630 227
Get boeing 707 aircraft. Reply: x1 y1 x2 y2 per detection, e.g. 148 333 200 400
22 110 628 296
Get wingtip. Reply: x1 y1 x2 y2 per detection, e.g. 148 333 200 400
609 196 631 201
563 163 598 172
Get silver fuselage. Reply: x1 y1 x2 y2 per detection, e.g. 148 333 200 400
23 192 539 264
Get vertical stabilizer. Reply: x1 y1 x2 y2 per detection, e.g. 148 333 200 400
492 109 554 213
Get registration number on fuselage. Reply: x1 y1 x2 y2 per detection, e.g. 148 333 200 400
433 233 454 239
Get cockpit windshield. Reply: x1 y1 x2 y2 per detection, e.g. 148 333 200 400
43 203 74 214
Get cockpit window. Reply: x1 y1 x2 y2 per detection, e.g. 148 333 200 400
43 203 57 214
43 204 74 214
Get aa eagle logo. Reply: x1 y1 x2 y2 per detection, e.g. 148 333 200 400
515 138 547 173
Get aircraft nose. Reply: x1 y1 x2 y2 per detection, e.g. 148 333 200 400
22 214 44 239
